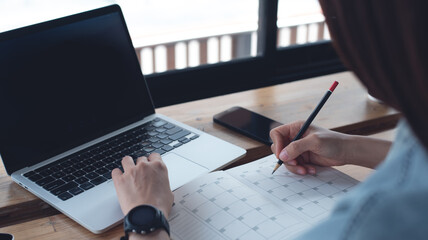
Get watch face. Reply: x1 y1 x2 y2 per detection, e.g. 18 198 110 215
129 205 157 226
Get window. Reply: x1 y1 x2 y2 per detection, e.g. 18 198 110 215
116 0 259 74
0 0 344 107
277 0 329 47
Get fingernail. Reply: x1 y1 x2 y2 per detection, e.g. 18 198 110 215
309 168 316 174
279 149 289 161
297 169 305 175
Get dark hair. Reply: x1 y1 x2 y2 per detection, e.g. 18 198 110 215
319 0 428 148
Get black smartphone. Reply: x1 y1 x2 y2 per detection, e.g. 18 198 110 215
213 106 282 145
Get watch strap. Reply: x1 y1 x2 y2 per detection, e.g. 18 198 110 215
122 205 170 240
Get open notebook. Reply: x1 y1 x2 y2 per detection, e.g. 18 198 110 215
168 154 359 240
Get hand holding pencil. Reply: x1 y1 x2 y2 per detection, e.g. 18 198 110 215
271 81 339 174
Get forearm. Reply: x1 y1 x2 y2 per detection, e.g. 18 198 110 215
129 230 169 240
343 135 392 168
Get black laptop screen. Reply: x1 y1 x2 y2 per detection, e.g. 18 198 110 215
0 6 155 174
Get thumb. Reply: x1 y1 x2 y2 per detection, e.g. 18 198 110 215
279 136 315 162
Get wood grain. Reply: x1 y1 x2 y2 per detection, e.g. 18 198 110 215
0 71 400 229
0 128 397 239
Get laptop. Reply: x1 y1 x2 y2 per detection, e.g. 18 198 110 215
0 5 245 233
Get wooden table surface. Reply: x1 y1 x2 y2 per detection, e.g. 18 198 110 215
0 72 400 239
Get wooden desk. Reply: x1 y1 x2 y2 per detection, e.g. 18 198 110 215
0 72 400 239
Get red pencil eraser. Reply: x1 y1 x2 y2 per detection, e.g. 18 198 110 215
329 81 339 92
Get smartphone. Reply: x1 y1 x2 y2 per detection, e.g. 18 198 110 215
213 106 282 145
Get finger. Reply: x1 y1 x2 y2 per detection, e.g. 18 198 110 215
270 128 288 158
136 156 148 164
301 163 317 175
284 164 308 175
148 152 162 162
280 135 316 163
284 159 297 166
111 168 122 181
121 156 135 172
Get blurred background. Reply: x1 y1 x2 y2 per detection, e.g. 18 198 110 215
0 0 329 75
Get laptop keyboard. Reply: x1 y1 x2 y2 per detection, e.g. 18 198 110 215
22 118 199 201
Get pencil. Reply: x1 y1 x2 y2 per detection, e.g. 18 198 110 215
272 81 339 174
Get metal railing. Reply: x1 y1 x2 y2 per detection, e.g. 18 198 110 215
135 19 329 74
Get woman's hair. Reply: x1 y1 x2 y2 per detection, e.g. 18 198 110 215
319 0 428 148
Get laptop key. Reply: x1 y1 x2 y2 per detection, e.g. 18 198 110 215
160 139 172 145
121 148 133 156
39 169 53 177
73 162 85 169
144 126 155 131
59 160 73 168
91 176 107 186
62 175 76 182
83 165 96 173
69 187 84 196
105 164 117 171
169 130 191 141
51 182 78 196
75 177 89 184
173 142 183 148
165 126 182 135
23 171 36 177
58 192 73 201
133 151 147 158
43 179 66 191
155 128 167 133
28 174 43 182
73 170 86 177
161 145 174 152
35 176 55 186
101 157 115 164
51 172 64 179
93 161 105 168
154 149 165 155
163 123 175 129
157 133 168 139
147 131 158 137
95 167 109 175
63 167 77 174
81 159 93 165
148 137 159 143
179 138 190 144
85 172 99 180
151 142 164 149
80 182 95 190
49 165 61 172
143 147 155 153
190 134 200 140
92 154 105 161
152 120 166 127
103 172 112 179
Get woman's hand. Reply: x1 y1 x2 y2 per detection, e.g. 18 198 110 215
270 121 391 175
112 153 174 219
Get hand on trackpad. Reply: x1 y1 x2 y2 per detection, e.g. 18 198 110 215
162 153 209 191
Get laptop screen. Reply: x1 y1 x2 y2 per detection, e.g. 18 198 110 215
0 5 155 174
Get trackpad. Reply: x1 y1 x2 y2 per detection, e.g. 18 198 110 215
162 153 209 190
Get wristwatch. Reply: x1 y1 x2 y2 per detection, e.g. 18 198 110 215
121 205 170 240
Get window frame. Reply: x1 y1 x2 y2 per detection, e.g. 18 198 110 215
145 0 345 108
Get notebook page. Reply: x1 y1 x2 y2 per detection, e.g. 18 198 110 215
226 154 360 224
169 171 311 240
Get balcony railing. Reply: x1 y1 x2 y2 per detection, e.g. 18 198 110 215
135 18 329 74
